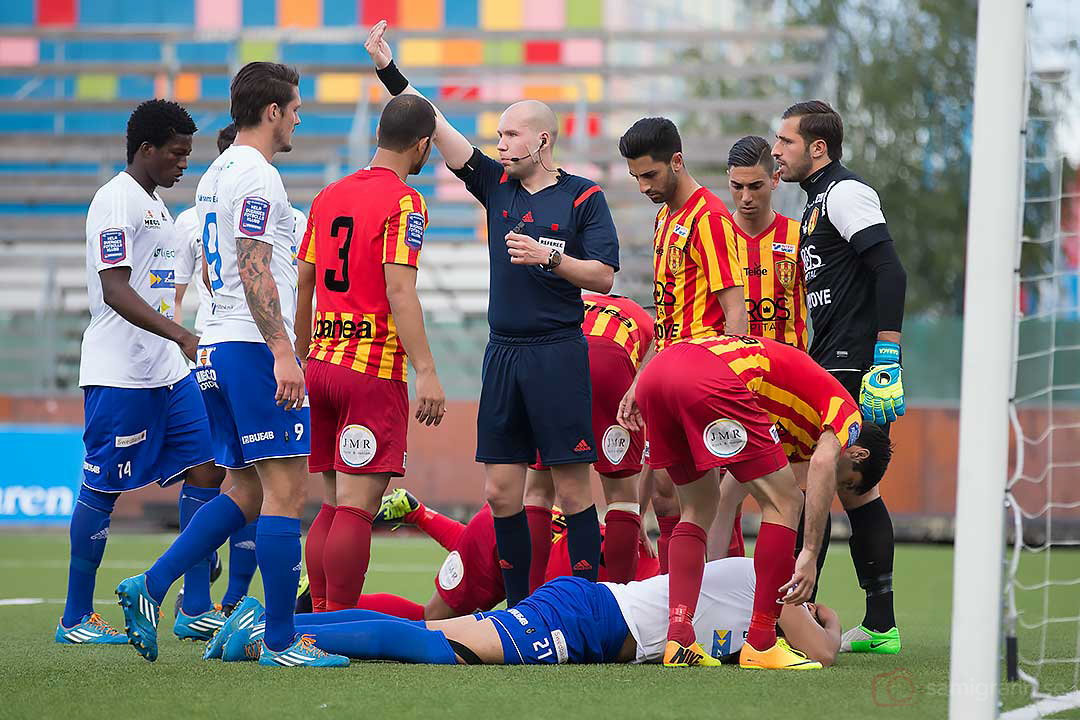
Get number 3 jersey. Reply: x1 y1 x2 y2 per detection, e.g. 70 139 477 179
296 166 428 383
80 171 188 388
195 144 299 346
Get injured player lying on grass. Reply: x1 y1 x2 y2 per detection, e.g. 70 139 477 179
205 557 840 667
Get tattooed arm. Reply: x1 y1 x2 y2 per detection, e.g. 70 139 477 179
237 237 305 410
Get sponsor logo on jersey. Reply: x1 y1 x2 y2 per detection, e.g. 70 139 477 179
157 298 173 319
197 347 215 367
152 247 177 259
772 242 796 254
602 424 631 465
712 629 733 658
83 461 101 474
239 196 270 236
338 424 376 468
241 431 275 445
702 418 748 458
807 288 833 310
800 244 824 282
776 259 797 290
746 264 768 277
114 430 147 448
314 317 374 340
551 629 569 664
404 212 425 249
847 421 861 447
508 609 529 627
149 269 175 289
668 245 683 272
143 210 163 229
672 223 690 238
195 367 217 390
100 228 126 265
437 550 464 590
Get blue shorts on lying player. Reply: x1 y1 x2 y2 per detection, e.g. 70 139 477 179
82 372 213 492
194 341 310 468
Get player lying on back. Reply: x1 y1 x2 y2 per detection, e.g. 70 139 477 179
207 557 840 667
296 489 660 619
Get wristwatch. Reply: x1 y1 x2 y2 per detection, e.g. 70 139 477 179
543 248 562 272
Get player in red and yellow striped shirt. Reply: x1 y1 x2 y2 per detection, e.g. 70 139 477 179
727 135 808 350
634 333 891 669
293 96 445 613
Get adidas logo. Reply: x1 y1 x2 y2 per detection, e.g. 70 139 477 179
233 540 256 551
90 527 109 541
573 560 593 571
574 439 591 453
499 559 513 570
522 211 534 223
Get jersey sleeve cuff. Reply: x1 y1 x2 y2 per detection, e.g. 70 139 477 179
850 223 891 255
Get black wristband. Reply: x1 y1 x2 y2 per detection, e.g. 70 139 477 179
376 60 409 96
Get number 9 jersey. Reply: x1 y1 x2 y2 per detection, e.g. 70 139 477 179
296 166 428 383
195 144 299 346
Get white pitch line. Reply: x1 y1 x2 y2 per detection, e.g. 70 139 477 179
1001 692 1080 720
0 559 435 572
0 597 115 606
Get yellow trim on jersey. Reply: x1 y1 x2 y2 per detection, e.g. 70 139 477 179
831 410 862 447
377 314 400 379
348 315 376 373
389 195 415 266
757 380 821 435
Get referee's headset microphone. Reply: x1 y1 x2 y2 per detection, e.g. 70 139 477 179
507 136 546 163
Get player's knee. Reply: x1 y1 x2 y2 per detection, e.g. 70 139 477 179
600 473 638 505
335 473 391 513
77 485 118 515
183 461 226 489
485 486 523 517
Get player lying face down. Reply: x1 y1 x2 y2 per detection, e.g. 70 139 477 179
207 558 841 667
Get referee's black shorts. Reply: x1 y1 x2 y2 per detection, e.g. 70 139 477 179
476 328 597 466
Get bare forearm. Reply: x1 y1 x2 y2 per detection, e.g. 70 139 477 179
718 286 748 335
877 330 901 344
803 454 838 553
388 287 436 373
236 237 290 356
553 256 614 293
399 85 473 169
294 262 315 360
174 284 187 325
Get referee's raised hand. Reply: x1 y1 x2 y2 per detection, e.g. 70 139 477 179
365 20 393 70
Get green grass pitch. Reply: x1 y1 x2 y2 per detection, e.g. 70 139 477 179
1 532 1077 719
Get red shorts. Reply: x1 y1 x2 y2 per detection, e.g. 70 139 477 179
635 342 788 486
532 338 644 478
434 506 504 615
306 357 408 476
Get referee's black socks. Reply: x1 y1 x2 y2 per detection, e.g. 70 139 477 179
846 497 897 632
565 505 602 583
493 509 532 607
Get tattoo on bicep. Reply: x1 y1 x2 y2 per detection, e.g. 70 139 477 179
236 237 286 345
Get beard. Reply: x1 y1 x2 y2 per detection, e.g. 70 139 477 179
785 150 814 181
274 122 294 153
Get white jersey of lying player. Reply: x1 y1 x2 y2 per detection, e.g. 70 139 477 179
195 144 300 346
603 557 755 663
175 204 306 338
80 171 189 389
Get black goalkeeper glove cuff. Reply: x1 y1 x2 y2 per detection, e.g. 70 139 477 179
376 61 409 96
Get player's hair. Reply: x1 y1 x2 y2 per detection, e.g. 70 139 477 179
125 99 197 165
618 117 682 163
230 62 300 130
781 100 843 162
217 123 237 154
376 95 436 153
727 135 775 174
851 422 893 494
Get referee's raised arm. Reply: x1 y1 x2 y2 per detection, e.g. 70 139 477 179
364 20 474 170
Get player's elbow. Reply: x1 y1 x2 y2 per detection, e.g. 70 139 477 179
589 264 615 294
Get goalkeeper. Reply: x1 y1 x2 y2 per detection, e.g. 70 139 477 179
771 101 907 655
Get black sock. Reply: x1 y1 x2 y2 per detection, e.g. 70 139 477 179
493 509 532 607
846 497 896 632
794 500 832 602
565 505 601 582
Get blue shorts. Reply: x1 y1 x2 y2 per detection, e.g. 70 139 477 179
195 341 310 469
476 329 596 465
82 372 214 493
487 576 629 665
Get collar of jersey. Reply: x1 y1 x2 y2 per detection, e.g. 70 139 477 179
799 160 838 193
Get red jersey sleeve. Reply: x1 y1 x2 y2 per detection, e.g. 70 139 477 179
382 191 427 268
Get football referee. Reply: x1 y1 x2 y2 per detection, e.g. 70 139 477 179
773 100 907 655
366 21 620 607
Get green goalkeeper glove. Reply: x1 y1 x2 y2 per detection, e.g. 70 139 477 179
859 341 905 424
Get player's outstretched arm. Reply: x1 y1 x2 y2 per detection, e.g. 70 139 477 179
781 430 841 604
777 601 841 667
294 258 316 366
236 237 305 410
365 21 474 170
385 263 446 427
100 267 199 361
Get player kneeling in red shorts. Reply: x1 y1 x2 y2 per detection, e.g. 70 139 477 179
626 335 891 669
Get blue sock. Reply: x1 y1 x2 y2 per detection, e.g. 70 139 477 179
145 494 246 604
493 509 532 607
299 620 456 664
62 487 117 627
222 520 258 608
257 515 302 652
178 484 220 615
295 608 424 627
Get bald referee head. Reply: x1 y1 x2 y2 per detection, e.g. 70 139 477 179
496 100 559 181
375 94 436 176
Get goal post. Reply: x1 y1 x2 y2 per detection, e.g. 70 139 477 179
948 0 1029 718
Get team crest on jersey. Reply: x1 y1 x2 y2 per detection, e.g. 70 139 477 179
239 196 270 236
197 347 215 367
99 228 126 264
404 212 425 249
668 245 684 273
149 269 175 289
775 259 797 290
806 207 820 236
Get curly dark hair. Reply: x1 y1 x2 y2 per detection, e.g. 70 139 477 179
217 123 237 154
125 99 197 164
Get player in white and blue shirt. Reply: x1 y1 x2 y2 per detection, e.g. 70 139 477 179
173 121 309 618
116 62 346 668
58 100 226 646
